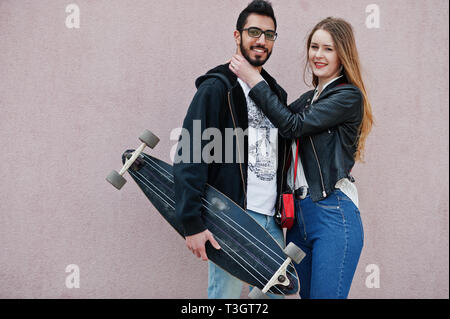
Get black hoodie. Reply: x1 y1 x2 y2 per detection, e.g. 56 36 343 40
173 64 288 236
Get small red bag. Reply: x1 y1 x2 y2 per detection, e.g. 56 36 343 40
280 139 299 230
280 193 295 229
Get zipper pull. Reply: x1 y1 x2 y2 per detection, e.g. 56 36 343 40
322 191 327 197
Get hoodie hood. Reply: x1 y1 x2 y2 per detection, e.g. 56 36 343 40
195 64 237 89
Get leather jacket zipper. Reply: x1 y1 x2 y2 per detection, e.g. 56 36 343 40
227 91 247 209
309 136 327 198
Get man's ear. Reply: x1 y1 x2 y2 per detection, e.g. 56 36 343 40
233 30 241 46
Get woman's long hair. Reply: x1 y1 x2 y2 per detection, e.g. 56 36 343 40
304 17 374 162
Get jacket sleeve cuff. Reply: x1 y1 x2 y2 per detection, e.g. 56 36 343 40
182 215 207 237
249 80 270 98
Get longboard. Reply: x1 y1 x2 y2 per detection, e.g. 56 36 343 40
106 130 304 298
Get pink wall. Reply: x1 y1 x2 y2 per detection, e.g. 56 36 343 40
0 0 448 298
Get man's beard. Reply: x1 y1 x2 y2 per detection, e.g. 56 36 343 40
240 42 272 67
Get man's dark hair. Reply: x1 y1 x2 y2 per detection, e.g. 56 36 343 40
236 0 277 31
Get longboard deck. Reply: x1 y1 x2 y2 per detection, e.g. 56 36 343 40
122 150 299 295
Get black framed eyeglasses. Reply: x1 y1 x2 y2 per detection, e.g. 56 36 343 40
241 27 278 41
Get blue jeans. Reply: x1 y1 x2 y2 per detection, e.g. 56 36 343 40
286 190 364 299
208 209 285 299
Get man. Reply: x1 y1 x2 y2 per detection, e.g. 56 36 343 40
173 0 288 299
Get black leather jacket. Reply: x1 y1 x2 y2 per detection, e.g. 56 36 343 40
248 76 363 202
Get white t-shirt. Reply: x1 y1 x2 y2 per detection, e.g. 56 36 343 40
238 78 278 216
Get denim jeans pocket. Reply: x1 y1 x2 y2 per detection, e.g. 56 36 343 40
315 202 340 210
336 190 353 203
335 191 363 240
314 192 340 210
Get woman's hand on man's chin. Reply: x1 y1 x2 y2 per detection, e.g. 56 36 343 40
228 54 264 88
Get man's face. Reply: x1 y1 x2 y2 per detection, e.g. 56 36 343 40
235 14 276 67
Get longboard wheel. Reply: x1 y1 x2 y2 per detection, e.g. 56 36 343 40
106 170 127 190
248 287 269 299
139 130 160 148
283 242 305 264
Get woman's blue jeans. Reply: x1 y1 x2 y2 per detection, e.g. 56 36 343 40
286 190 364 299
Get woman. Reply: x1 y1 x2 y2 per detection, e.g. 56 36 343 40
229 17 373 299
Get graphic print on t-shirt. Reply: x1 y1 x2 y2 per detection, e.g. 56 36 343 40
247 98 277 182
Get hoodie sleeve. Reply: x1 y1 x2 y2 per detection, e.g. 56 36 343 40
173 79 226 236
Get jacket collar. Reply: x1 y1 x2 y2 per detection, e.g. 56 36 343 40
318 74 348 96
299 75 349 108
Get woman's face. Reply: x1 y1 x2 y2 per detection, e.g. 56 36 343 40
308 29 342 85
